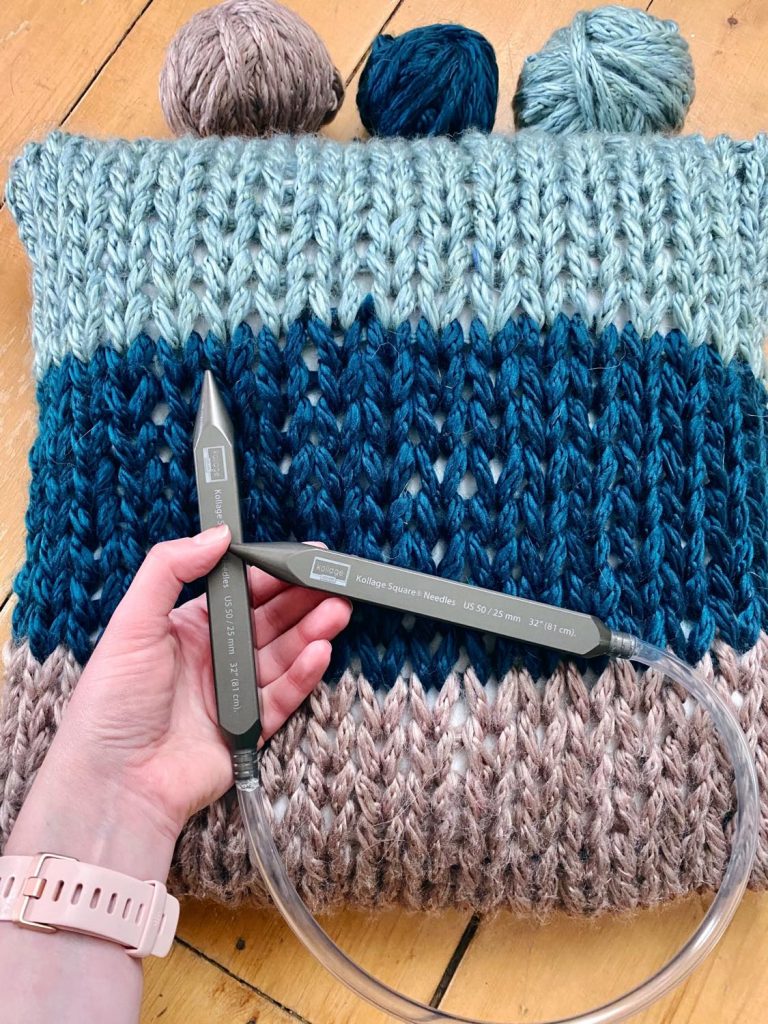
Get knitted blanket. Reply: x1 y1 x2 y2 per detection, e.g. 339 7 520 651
2 130 768 914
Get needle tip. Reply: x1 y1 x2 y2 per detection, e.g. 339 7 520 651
194 370 233 443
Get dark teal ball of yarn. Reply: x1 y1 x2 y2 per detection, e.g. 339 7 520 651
357 25 499 139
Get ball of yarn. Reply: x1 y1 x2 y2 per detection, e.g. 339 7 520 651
159 0 344 137
357 25 499 139
513 6 694 135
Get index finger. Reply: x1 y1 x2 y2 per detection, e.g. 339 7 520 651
178 540 330 614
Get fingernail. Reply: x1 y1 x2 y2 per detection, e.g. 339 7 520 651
193 524 230 545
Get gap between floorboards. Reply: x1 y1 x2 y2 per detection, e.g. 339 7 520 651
0 0 158 216
174 936 316 1024
429 913 482 1008
344 0 407 86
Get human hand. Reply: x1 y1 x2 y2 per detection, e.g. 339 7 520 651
6 526 351 879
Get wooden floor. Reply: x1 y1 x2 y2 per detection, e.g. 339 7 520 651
1 0 768 1021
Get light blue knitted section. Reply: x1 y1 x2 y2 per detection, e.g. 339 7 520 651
7 130 768 381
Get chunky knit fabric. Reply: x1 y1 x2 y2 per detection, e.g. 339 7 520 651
3 130 768 914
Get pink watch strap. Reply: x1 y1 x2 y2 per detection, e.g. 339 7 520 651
0 854 179 957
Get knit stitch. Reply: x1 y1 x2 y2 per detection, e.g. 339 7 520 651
3 635 768 913
8 132 768 380
12 314 768 674
4 130 768 915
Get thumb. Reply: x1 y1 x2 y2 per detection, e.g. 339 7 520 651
112 525 231 634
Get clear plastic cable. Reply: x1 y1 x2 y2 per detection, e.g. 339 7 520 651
237 639 759 1024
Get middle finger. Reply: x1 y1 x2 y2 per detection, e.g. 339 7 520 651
252 585 330 647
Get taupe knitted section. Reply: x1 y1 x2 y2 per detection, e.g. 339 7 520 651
0 642 79 844
3 637 767 914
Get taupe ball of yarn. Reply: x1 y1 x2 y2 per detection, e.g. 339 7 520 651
159 0 344 137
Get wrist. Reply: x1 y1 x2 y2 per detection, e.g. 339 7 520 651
5 746 177 882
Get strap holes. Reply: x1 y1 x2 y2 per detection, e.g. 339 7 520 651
52 880 64 902
107 892 118 914
135 902 144 924
122 898 132 920
90 887 102 910
3 876 15 898
71 883 83 906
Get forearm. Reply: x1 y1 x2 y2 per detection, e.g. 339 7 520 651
0 525 342 1023
0 748 177 1024
0 915 144 1024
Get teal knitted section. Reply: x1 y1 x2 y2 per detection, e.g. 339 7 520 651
7 131 768 382
13 310 768 686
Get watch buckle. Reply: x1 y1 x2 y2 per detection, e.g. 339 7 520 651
12 852 78 933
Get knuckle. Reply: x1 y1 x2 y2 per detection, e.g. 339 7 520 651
145 539 176 568
145 542 166 565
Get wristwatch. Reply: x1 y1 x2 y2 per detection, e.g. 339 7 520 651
0 853 179 957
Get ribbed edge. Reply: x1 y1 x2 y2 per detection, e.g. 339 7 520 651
7 130 768 381
3 636 767 914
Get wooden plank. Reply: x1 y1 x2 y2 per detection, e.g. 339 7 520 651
65 0 397 139
142 940 301 1023
0 205 33 600
178 900 471 1024
439 891 768 1023
651 0 768 138
0 0 150 190
4 3 768 1024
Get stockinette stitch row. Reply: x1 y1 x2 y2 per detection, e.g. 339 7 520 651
12 132 768 380
4 638 768 912
10 315 768 673
2 129 768 915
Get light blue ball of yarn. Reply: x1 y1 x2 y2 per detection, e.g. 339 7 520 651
357 24 499 139
513 6 695 135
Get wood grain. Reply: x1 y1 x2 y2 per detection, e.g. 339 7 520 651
0 0 150 190
651 0 768 138
439 892 768 1023
142 940 300 1023
179 900 471 1024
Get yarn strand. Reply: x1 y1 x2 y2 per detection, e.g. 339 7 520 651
513 6 694 134
160 0 344 137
